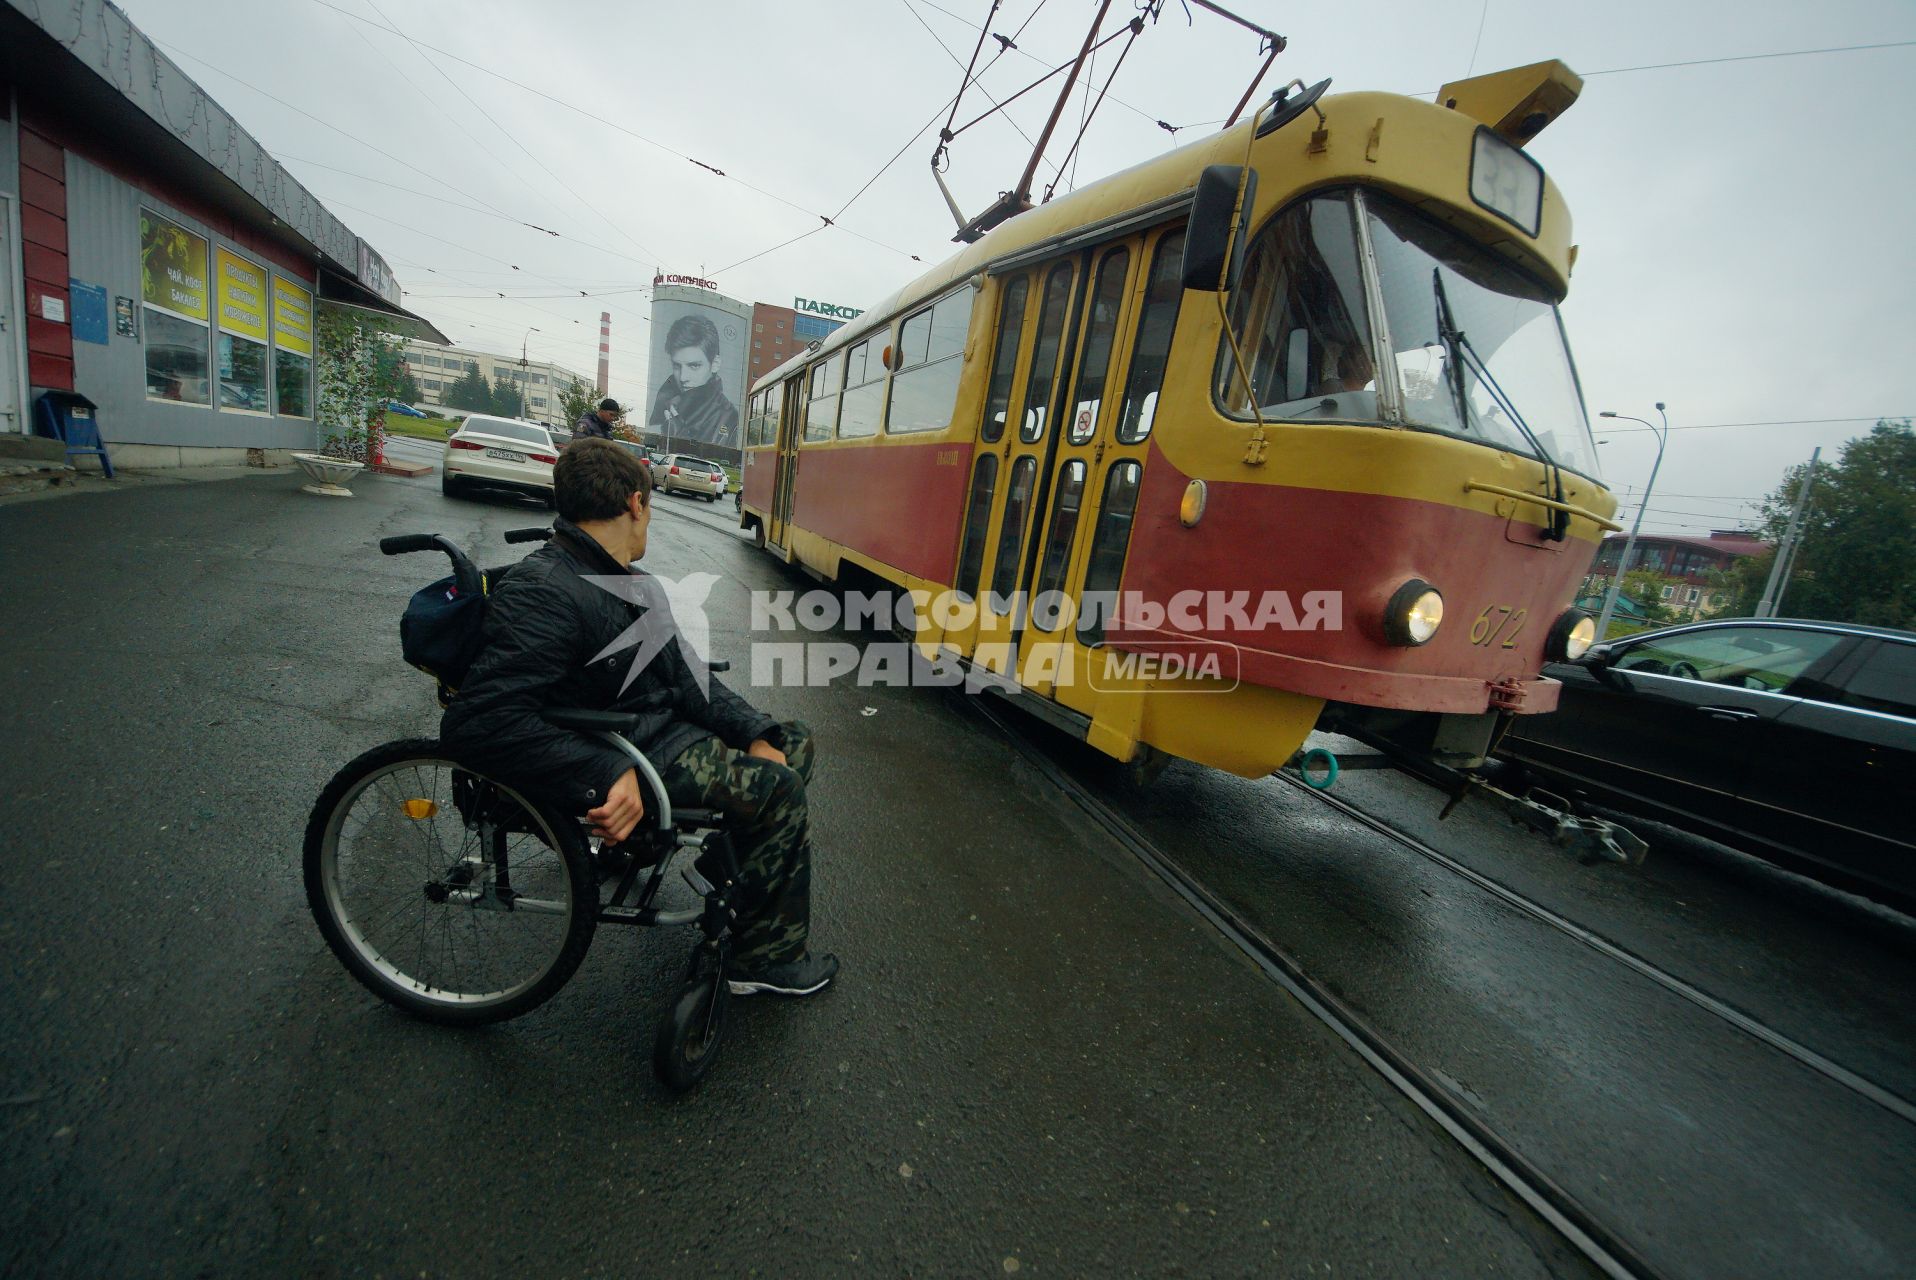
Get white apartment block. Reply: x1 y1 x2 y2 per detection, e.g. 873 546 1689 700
402 340 594 428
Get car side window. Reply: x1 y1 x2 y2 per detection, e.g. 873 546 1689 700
1835 642 1916 719
1616 627 1844 692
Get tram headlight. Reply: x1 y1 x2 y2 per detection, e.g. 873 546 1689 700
1546 609 1597 662
1384 579 1444 646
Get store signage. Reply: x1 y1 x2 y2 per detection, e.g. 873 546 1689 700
139 209 209 321
793 297 862 320
654 273 718 291
273 277 314 356
215 248 269 342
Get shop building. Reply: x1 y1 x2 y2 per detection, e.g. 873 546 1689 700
1 0 441 469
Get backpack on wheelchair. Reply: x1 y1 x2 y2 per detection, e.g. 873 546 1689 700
303 527 742 1091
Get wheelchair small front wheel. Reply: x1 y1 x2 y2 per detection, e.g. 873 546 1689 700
654 975 730 1092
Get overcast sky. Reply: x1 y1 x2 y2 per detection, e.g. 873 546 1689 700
124 0 1916 536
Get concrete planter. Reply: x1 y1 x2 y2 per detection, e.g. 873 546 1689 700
291 452 366 497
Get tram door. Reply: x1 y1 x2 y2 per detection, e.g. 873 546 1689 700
768 373 805 553
952 225 1187 706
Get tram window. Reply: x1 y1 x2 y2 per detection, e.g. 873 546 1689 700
988 456 1038 606
953 454 999 603
1117 231 1186 444
840 339 885 439
981 276 1030 443
1067 247 1131 444
1033 459 1088 604
1022 263 1076 443
1076 461 1143 645
889 288 973 434
805 352 844 442
1217 193 1376 421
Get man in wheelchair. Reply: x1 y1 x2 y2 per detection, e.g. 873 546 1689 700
440 438 838 998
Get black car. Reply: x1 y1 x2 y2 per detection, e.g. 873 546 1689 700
1499 618 1915 907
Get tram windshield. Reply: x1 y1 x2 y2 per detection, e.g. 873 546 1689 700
1363 196 1600 481
1216 190 1600 483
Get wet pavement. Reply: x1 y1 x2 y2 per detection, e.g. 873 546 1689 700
1 464 1909 1277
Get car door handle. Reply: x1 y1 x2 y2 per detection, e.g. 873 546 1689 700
1700 706 1760 722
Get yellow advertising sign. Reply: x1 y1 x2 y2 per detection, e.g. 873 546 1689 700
273 277 314 356
139 209 208 321
215 248 269 342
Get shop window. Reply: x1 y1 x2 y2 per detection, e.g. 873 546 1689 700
272 275 315 418
140 209 211 404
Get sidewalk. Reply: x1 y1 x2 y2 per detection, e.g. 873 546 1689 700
0 459 297 506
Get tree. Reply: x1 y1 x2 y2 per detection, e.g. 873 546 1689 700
490 374 524 418
393 367 422 405
443 366 493 413
1617 568 1681 628
1726 420 1915 627
558 378 597 428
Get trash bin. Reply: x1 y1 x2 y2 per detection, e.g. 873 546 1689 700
33 389 115 478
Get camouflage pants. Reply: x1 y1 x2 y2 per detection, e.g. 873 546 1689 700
660 721 815 968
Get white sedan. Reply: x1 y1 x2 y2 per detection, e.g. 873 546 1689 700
441 416 563 506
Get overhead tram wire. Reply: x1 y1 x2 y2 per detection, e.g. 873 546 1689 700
308 202 654 333
153 41 525 227
272 153 662 272
358 0 664 268
899 0 1061 170
157 41 664 279
914 0 1162 128
303 0 925 266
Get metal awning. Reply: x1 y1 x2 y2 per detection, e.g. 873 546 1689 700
317 268 450 344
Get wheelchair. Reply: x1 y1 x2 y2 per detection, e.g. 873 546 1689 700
303 527 742 1091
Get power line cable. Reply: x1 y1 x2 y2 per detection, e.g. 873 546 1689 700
1406 38 1916 96
357 0 664 267
1582 38 1916 78
303 0 924 264
1598 415 1908 434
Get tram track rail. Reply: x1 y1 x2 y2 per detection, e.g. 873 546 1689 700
1274 771 1916 1129
973 699 1669 1280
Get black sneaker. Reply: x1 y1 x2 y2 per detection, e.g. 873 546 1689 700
727 952 839 997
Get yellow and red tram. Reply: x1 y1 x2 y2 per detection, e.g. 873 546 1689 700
739 61 1618 779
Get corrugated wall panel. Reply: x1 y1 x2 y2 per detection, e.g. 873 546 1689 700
19 123 71 390
63 153 317 450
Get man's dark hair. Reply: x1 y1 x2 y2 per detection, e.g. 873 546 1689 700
555 437 650 522
664 312 722 361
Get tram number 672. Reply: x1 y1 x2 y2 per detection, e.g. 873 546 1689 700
1470 605 1528 649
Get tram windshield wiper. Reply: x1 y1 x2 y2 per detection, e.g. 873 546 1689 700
1431 269 1568 541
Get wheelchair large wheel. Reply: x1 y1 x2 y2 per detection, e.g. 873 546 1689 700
305 738 596 1026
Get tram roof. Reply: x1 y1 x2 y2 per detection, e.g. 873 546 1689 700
752 108 1263 394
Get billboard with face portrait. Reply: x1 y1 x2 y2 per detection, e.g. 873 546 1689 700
647 287 750 454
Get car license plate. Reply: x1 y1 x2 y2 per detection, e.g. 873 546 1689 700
485 448 525 461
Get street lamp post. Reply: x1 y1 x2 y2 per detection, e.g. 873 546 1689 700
519 327 540 422
1592 403 1669 641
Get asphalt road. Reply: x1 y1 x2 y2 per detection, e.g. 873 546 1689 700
0 466 1593 1278
1 462 1908 1277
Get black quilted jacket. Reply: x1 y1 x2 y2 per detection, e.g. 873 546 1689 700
439 517 776 813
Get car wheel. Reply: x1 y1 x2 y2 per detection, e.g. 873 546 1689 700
440 474 460 498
